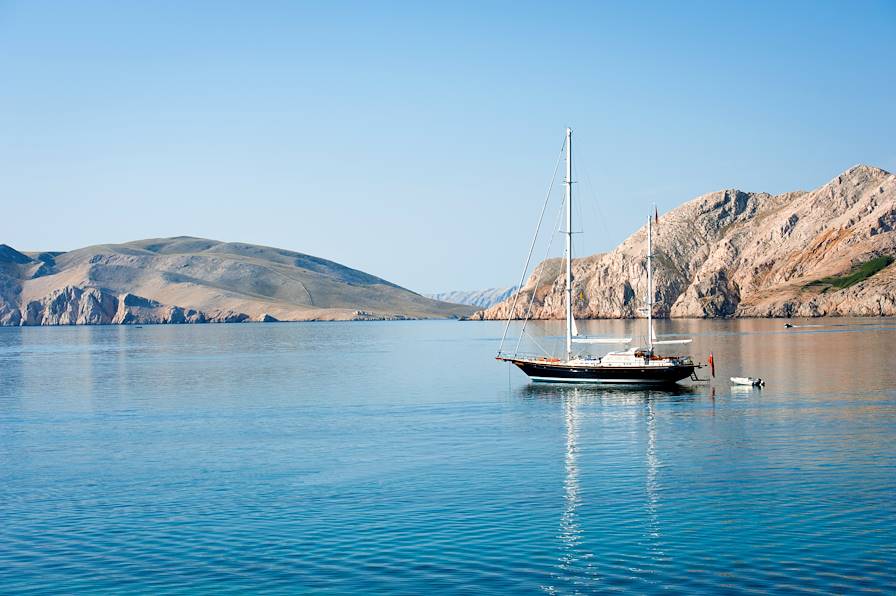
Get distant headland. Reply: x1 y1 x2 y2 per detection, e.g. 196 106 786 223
0 238 474 325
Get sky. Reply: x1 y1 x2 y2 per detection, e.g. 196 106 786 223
1 1 894 293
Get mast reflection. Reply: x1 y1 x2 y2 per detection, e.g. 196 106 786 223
551 388 599 590
645 396 662 555
516 384 696 591
559 392 584 572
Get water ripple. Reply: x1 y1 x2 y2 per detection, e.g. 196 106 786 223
0 321 894 593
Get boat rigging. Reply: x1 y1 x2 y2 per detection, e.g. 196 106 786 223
497 128 700 385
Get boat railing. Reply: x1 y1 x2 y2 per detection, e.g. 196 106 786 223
496 351 559 361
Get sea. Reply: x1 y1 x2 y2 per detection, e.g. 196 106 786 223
1 318 894 594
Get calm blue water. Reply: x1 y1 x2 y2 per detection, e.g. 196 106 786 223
1 319 894 594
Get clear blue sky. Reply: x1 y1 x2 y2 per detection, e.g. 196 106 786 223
2 1 894 293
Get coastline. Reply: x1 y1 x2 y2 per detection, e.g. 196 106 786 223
4 313 893 328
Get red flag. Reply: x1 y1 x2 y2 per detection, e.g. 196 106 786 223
708 353 715 378
655 205 659 225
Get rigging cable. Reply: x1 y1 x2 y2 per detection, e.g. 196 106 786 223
513 194 567 356
521 326 552 357
497 136 566 356
574 141 613 244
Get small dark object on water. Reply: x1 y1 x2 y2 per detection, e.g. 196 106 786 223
784 323 794 328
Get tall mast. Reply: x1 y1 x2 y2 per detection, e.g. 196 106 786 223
646 212 654 353
564 127 573 361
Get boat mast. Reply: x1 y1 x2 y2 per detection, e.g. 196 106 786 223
646 211 654 353
564 128 573 361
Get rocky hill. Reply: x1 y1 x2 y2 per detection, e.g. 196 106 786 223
426 286 518 308
0 237 474 325
472 165 896 320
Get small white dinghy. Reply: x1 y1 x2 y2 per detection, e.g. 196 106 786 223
731 376 764 387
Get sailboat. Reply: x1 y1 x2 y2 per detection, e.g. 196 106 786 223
497 128 698 384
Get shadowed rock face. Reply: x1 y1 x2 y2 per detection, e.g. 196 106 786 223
0 245 33 265
473 165 896 320
0 238 474 325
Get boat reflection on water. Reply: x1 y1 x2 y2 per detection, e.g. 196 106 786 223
516 384 699 591
516 382 701 404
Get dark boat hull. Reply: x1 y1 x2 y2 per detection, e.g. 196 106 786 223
507 359 695 385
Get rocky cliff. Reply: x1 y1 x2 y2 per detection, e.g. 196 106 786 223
472 165 896 320
0 238 474 325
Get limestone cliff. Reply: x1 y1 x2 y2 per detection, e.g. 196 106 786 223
472 165 896 320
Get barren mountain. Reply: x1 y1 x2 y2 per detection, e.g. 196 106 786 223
426 286 518 308
472 165 896 320
0 237 474 325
